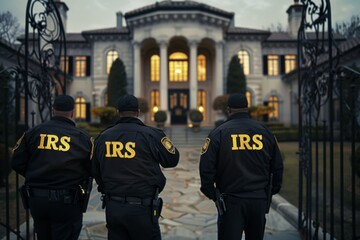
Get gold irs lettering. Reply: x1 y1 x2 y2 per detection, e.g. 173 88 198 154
105 141 136 158
37 134 71 152
230 134 263 150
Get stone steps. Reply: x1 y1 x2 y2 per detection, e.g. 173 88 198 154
164 126 212 149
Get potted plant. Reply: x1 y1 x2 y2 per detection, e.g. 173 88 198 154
189 109 203 132
154 110 167 128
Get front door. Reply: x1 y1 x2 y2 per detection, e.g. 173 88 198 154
168 89 189 124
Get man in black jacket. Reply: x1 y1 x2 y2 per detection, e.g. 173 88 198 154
199 93 283 240
92 94 179 240
11 95 93 240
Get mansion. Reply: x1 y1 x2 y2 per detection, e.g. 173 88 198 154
5 0 359 127
57 0 305 126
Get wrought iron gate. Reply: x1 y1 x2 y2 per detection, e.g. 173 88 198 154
298 0 360 239
0 0 66 239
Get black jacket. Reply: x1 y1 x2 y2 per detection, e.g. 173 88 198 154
199 112 283 200
11 116 92 189
92 117 179 198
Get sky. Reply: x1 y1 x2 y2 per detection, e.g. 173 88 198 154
1 0 359 33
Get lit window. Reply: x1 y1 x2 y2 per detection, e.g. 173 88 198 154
107 50 119 74
197 90 206 120
75 56 87 77
151 90 160 121
267 55 279 76
285 55 296 73
238 50 250 75
268 95 279 121
75 97 86 120
60 56 69 73
151 55 160 82
197 55 206 81
246 91 251 107
20 96 25 123
169 52 188 82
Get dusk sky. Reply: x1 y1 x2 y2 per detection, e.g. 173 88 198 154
1 0 359 33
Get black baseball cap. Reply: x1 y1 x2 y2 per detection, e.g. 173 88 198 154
227 93 248 109
117 94 139 112
53 95 75 111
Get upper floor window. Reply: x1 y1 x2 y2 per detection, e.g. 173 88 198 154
267 55 279 76
238 50 250 75
75 97 86 120
169 52 188 82
75 56 90 77
107 50 119 74
284 55 296 74
60 56 69 74
150 55 160 82
197 54 206 81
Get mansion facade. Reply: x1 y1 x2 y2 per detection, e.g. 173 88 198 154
47 0 304 125
56 0 305 126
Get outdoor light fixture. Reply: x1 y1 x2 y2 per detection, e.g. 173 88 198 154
198 105 204 113
153 105 159 113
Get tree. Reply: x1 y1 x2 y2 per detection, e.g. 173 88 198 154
0 11 21 45
334 15 360 39
266 22 285 32
226 55 246 94
107 58 127 108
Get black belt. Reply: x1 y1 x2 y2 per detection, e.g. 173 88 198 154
28 188 78 204
109 196 153 206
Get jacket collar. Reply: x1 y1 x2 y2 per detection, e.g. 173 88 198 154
227 112 250 121
51 116 76 126
116 117 145 126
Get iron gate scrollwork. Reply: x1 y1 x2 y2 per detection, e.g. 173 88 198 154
0 0 67 239
298 0 360 239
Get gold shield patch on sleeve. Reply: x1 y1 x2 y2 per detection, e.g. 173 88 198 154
201 138 211 155
13 133 25 151
161 137 176 154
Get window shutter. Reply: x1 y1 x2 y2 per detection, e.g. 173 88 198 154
280 55 286 75
68 56 73 76
263 55 268 75
86 102 91 122
86 56 91 76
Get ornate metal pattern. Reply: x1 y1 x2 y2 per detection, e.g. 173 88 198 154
298 0 360 239
0 0 66 239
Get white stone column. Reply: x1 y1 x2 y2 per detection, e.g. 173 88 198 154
214 41 225 121
214 41 224 97
159 41 168 111
133 41 141 97
189 40 198 109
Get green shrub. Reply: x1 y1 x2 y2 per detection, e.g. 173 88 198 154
91 106 117 124
189 109 203 123
137 97 149 114
154 110 167 123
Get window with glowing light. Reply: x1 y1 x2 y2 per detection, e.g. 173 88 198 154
150 55 160 82
75 97 86 120
268 95 279 121
151 90 160 121
197 90 206 120
238 50 250 75
107 50 119 74
75 56 87 77
169 52 188 82
267 55 279 76
285 55 296 73
197 54 206 81
246 91 251 107
60 56 69 74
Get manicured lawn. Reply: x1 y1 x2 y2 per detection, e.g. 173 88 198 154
278 141 360 239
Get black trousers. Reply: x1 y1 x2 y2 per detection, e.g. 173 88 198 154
29 197 82 240
218 197 267 240
106 199 161 240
